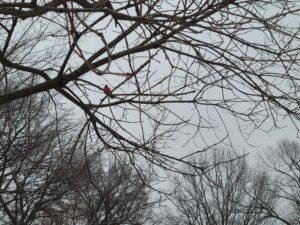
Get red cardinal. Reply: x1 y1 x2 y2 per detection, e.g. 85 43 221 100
103 84 115 98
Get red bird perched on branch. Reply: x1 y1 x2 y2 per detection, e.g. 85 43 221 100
103 84 115 98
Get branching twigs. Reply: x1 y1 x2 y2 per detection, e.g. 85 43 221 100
0 0 299 190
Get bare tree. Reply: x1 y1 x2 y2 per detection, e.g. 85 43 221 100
0 85 154 225
162 141 300 225
35 153 154 225
243 169 281 225
163 149 275 225
64 154 153 225
0 0 299 173
251 140 300 225
0 88 75 225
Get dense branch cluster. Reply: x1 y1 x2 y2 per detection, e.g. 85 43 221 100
1 85 300 225
164 142 300 225
0 91 153 225
0 1 300 224
0 0 299 166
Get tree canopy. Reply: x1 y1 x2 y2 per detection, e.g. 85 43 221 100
0 0 299 177
0 88 153 225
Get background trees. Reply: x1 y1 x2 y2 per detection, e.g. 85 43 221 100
0 89 72 225
162 141 300 225
1 83 300 225
0 85 153 225
163 150 266 225
59 154 153 225
0 0 299 173
254 140 300 225
1 0 300 223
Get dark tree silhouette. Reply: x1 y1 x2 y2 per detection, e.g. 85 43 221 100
163 149 279 225
0 85 153 225
254 140 300 225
